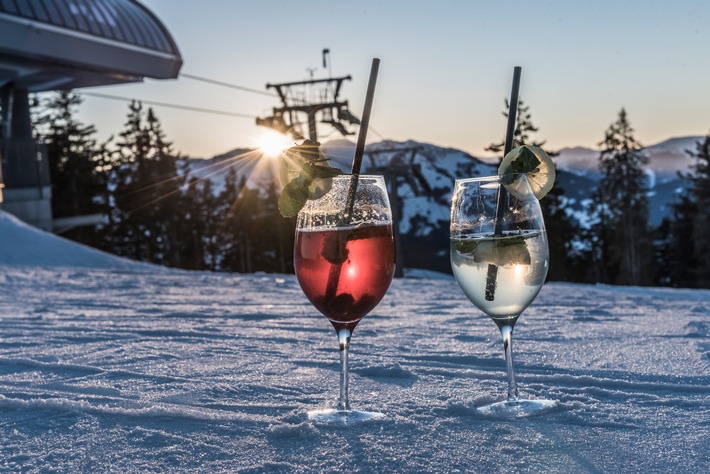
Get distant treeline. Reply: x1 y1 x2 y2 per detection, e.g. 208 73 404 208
33 91 294 274
32 92 710 288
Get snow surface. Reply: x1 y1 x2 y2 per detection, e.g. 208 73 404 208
1 210 709 473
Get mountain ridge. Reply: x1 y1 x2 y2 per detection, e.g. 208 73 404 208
207 135 703 180
187 135 704 272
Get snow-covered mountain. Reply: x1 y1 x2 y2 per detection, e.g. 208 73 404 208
555 136 700 181
554 135 702 224
332 137 699 219
194 136 703 271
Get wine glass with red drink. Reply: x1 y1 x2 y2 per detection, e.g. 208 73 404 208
294 174 396 423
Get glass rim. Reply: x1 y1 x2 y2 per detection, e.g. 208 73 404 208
331 174 384 180
454 175 501 185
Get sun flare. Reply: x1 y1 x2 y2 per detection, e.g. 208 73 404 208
256 130 292 158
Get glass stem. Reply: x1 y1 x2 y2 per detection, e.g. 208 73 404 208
337 329 352 411
500 324 519 402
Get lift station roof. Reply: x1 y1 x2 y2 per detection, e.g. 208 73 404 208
0 0 182 91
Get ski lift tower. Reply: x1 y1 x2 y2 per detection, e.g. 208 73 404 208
365 147 432 278
256 49 360 142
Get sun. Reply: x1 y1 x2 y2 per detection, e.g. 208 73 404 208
256 129 292 158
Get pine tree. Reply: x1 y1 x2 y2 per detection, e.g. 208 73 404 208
238 179 284 273
198 178 221 270
588 108 652 285
178 177 211 270
218 168 250 272
487 98 578 281
33 91 105 245
579 203 609 283
109 102 187 266
655 195 697 287
260 179 293 273
91 140 119 253
144 108 189 267
109 101 148 260
680 131 710 287
229 180 260 273
485 99 546 154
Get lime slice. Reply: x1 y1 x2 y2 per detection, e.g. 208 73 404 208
498 145 556 199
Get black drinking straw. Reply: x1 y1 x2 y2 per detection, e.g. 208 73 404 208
324 58 381 303
484 66 522 302
344 57 380 222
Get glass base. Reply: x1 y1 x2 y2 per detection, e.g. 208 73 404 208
478 399 556 417
307 408 385 424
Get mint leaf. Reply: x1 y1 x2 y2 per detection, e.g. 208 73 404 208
515 146 541 173
453 239 479 255
291 139 322 162
278 140 345 217
303 162 343 180
453 235 532 266
278 175 310 218
284 140 343 177
501 146 541 185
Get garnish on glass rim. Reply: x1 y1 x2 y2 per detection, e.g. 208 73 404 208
498 145 556 200
277 140 344 218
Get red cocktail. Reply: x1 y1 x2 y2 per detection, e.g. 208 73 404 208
295 223 395 332
294 175 395 423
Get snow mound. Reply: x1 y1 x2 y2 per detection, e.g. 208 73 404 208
0 210 152 270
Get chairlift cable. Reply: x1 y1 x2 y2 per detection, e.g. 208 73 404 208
81 92 255 118
179 73 278 97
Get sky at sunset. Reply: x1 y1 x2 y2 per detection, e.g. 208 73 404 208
72 0 710 159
